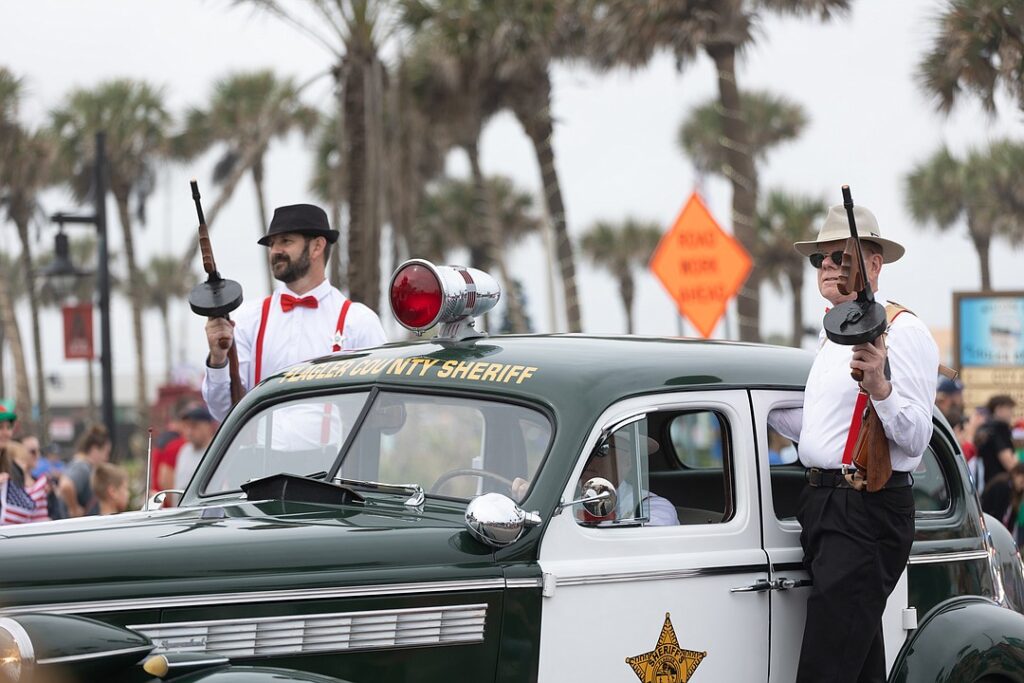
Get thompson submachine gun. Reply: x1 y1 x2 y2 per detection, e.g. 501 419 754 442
823 185 888 380
188 180 245 406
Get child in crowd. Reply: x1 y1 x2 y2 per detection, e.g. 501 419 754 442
91 462 130 515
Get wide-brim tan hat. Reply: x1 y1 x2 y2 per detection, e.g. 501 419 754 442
793 204 904 264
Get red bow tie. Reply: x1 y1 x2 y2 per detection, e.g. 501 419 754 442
280 294 319 312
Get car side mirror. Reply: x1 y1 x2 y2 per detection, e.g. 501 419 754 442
144 489 183 511
465 493 541 548
555 476 618 519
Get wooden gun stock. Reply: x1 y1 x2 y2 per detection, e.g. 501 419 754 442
836 236 865 297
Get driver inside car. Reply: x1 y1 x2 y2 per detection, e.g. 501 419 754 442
511 432 679 526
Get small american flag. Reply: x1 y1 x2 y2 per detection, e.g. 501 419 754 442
1 479 49 525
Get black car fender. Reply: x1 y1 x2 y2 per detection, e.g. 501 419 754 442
888 596 1024 682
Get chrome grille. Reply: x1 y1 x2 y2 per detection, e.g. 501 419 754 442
131 603 487 658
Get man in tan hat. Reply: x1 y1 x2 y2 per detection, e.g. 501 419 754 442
770 204 938 682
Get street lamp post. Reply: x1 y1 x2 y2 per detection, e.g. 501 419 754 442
44 131 115 445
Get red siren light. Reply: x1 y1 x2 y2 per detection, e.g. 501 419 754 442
389 259 500 340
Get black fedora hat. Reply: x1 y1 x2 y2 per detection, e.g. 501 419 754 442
258 204 340 246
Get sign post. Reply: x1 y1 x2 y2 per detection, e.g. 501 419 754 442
953 291 1024 417
650 192 752 338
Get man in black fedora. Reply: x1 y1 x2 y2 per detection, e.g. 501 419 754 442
202 204 386 421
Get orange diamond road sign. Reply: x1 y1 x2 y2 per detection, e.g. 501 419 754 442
650 192 752 338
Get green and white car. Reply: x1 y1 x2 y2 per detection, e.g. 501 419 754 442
2 260 1023 683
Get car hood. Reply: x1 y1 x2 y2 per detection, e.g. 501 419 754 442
0 498 497 611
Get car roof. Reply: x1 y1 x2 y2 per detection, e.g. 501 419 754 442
253 335 813 410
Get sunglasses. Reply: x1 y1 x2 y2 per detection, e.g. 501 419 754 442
809 250 844 269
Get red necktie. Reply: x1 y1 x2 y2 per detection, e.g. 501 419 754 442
280 294 319 312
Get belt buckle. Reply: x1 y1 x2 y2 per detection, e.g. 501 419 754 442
841 465 866 491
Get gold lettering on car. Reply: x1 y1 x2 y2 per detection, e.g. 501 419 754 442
625 613 706 682
277 357 539 385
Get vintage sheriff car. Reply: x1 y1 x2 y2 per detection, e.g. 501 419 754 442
2 260 1024 683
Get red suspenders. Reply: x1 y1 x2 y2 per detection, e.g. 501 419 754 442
253 295 352 385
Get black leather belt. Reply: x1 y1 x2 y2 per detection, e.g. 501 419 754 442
805 468 913 490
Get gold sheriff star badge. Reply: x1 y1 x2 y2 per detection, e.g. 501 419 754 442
625 613 707 683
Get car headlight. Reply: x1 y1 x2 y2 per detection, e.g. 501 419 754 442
0 617 34 683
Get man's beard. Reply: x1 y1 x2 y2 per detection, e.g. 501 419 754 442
272 242 312 284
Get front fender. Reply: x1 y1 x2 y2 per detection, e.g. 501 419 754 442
166 666 354 683
889 596 1024 682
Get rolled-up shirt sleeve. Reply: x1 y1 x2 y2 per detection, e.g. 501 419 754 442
201 308 256 422
871 318 938 460
768 408 803 444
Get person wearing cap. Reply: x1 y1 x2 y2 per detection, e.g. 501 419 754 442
172 405 219 493
935 377 964 427
768 204 938 683
202 204 387 421
0 398 18 448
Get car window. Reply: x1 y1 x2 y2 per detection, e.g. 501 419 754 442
766 426 804 521
204 391 370 494
913 445 951 514
577 410 734 527
339 392 552 501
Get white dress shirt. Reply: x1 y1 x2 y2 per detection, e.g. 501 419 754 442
173 443 204 491
769 294 939 473
202 278 387 421
618 479 680 526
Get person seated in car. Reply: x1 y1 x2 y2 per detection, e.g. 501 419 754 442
577 431 679 526
509 431 678 525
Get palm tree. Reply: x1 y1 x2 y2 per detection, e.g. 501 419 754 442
310 111 349 290
678 91 808 177
757 191 825 347
242 0 390 312
485 1 588 332
918 0 1024 115
0 69 56 437
579 219 663 334
177 70 319 294
401 1 529 332
50 79 171 430
417 174 542 266
588 0 850 341
905 141 1024 290
0 250 31 428
1 125 57 439
141 257 197 382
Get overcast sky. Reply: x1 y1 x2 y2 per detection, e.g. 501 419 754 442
3 0 1023 402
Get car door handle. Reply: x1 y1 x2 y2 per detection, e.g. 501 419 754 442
731 578 774 593
771 577 812 590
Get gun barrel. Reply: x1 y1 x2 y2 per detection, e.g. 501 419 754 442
190 179 207 228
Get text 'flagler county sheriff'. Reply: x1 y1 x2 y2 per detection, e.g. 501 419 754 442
278 357 539 385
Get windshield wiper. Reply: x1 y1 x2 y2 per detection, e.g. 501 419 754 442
330 476 424 508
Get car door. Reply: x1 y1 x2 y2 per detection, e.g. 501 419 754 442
536 390 770 682
751 389 912 682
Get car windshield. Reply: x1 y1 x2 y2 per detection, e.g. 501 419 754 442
203 390 552 502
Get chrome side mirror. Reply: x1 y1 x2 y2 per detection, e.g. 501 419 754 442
465 493 541 548
144 490 184 511
557 477 617 518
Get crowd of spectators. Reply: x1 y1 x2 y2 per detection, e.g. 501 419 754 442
935 382 1024 547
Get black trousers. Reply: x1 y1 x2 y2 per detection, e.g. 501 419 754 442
795 483 915 683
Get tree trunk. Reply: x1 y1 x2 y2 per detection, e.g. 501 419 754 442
364 58 386 313
329 199 345 289
15 217 48 439
465 140 527 333
343 54 369 307
0 267 31 435
251 158 274 295
787 269 804 348
708 44 761 342
518 74 582 333
87 356 96 421
969 225 992 290
619 272 635 335
161 306 172 383
115 192 150 436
